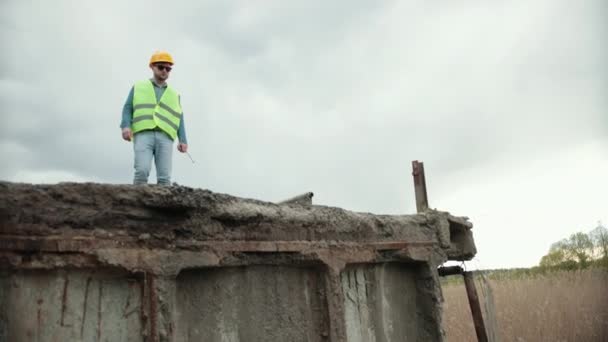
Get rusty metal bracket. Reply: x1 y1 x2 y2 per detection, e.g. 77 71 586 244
437 265 464 277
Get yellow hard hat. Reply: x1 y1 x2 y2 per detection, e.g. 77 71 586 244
149 50 174 65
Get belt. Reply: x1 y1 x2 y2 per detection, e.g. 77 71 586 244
142 127 164 132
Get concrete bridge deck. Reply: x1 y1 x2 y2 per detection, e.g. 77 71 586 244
0 182 476 342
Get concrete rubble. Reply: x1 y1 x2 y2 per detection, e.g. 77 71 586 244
0 182 476 341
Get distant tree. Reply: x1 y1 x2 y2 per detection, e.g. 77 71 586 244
539 248 566 268
589 222 608 261
538 227 602 270
564 232 594 267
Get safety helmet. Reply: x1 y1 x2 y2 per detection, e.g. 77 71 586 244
149 50 174 65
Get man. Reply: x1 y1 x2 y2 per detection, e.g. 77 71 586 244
120 51 188 185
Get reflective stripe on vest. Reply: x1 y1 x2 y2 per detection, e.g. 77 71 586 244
131 80 182 140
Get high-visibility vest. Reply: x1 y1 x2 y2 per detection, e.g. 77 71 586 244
131 80 182 140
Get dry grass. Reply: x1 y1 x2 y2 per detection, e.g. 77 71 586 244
442 268 608 342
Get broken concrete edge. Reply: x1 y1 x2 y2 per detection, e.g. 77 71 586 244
0 181 475 261
0 181 476 263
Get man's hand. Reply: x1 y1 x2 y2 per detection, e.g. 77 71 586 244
178 143 188 153
122 128 133 141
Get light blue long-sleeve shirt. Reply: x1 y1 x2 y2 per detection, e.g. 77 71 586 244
120 79 187 144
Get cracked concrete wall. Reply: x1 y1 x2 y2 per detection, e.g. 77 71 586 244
341 263 442 342
0 183 477 341
342 264 419 342
176 265 329 342
0 269 143 342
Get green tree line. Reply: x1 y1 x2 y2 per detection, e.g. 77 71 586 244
538 222 608 270
440 222 607 286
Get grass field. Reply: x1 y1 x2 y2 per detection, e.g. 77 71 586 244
442 268 608 342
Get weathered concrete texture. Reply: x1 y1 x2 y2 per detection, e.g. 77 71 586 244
176 265 329 342
0 182 476 259
0 269 143 342
0 182 478 341
341 263 441 342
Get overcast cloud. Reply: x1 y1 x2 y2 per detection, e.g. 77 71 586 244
1 0 606 269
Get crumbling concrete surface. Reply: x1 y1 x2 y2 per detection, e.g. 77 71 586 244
0 182 476 342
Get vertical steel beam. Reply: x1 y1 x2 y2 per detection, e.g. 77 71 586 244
464 272 489 342
412 160 429 212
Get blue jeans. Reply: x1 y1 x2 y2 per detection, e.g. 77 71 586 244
133 130 173 185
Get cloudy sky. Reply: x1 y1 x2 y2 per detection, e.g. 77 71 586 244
1 0 606 269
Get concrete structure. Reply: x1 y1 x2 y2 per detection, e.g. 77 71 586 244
0 182 476 341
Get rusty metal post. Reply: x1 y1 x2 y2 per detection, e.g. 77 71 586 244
143 272 159 342
412 160 429 212
464 272 489 342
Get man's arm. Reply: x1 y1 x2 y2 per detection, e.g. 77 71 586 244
121 87 134 141
178 116 187 144
177 95 188 152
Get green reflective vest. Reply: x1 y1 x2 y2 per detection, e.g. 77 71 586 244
131 80 182 140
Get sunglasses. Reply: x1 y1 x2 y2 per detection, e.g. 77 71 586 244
155 65 172 72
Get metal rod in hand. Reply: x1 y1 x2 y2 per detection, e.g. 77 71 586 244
186 152 195 164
